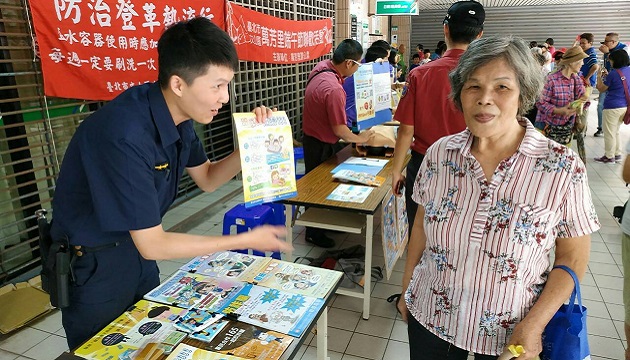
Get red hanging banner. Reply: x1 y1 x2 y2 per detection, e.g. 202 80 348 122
226 2 332 64
29 1 225 101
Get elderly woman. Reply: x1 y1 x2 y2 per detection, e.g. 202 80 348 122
535 46 589 147
397 36 600 360
594 49 630 164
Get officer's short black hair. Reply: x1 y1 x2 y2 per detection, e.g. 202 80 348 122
158 17 238 88
332 39 363 64
370 40 391 52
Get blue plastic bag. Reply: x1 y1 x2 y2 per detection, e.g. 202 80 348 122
540 265 590 360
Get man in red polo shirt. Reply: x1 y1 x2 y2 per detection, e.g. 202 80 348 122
391 0 485 230
302 39 374 248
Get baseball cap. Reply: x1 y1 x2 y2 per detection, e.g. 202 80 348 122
444 1 485 27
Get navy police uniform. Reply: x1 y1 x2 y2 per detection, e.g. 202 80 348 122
50 82 208 348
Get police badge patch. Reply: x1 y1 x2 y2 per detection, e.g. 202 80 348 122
401 83 408 98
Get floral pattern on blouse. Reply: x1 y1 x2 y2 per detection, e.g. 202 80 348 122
533 144 576 174
431 286 459 316
478 310 517 338
428 245 457 272
484 199 514 233
513 211 549 246
425 323 455 342
483 250 522 283
442 160 468 177
424 187 460 224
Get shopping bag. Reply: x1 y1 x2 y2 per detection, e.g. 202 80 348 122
540 265 590 360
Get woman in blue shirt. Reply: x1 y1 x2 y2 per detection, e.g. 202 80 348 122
594 50 630 163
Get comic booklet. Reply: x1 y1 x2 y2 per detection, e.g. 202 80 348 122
218 283 324 337
180 251 272 283
250 259 342 298
74 300 187 360
203 321 293 360
144 270 244 312
165 343 243 360
233 111 298 207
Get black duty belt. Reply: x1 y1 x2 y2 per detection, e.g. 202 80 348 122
71 240 126 257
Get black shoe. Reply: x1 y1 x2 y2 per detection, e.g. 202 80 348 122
594 129 603 137
306 234 336 248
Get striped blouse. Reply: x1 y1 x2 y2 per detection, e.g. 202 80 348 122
405 119 600 355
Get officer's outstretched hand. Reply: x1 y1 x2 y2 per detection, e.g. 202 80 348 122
252 106 277 123
239 225 293 253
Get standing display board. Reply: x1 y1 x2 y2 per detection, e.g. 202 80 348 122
353 61 392 131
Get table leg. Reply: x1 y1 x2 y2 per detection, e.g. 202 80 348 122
284 204 293 262
363 214 373 320
316 306 329 360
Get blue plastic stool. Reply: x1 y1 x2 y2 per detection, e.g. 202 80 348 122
268 202 287 226
294 147 305 180
222 203 281 260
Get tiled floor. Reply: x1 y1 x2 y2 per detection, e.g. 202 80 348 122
1 105 630 359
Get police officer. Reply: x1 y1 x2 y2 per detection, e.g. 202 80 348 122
50 17 291 349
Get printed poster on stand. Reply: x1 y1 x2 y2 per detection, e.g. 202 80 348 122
233 111 297 207
354 61 392 131
381 189 409 280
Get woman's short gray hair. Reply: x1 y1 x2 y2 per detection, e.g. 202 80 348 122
449 35 544 116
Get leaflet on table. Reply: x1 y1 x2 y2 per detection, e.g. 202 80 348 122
165 343 243 360
332 169 385 187
187 319 229 342
74 299 187 360
180 251 273 282
218 283 324 337
381 189 409 280
331 157 388 175
174 308 224 333
203 321 293 360
233 111 297 207
144 270 244 312
326 184 374 203
250 259 343 298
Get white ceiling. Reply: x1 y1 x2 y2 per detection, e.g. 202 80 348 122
417 0 629 10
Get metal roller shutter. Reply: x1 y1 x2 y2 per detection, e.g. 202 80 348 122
411 1 630 57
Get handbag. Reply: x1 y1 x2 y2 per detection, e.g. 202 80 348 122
540 265 590 360
544 123 574 145
616 69 630 125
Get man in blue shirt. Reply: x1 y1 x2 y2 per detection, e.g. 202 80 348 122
579 33 600 87
576 33 600 139
595 32 628 136
50 17 291 349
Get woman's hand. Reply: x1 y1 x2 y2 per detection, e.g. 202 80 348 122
503 321 544 360
397 295 409 323
252 106 277 123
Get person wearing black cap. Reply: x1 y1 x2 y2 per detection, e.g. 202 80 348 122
392 0 485 232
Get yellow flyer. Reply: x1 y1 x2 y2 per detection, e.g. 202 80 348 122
233 111 297 207
74 300 187 360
